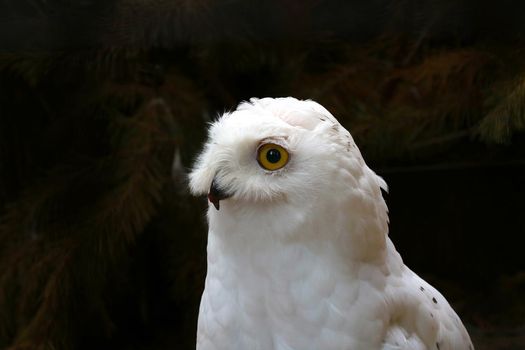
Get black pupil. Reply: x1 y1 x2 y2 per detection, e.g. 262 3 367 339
266 149 281 164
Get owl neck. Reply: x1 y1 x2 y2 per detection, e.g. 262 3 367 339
206 219 393 296
207 193 390 267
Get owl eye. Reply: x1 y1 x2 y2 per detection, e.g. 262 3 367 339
257 143 289 171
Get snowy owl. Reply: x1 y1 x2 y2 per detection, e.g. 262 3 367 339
189 97 473 350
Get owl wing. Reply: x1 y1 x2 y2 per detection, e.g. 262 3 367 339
380 267 474 350
381 326 426 350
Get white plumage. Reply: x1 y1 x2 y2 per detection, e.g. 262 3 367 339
189 97 474 350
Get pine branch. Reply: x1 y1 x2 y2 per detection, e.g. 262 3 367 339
477 77 525 144
0 49 146 87
0 93 182 349
0 53 56 86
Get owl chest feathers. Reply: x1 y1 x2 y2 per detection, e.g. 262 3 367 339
197 213 402 350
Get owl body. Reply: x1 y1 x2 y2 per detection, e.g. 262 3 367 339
190 97 473 350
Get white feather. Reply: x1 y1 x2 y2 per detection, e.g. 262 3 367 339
189 97 473 350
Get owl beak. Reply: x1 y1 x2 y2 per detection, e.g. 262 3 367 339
208 178 231 210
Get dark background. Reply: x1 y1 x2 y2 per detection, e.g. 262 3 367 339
0 1 524 349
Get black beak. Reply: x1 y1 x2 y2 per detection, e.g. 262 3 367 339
207 178 231 210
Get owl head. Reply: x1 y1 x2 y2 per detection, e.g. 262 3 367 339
189 97 387 238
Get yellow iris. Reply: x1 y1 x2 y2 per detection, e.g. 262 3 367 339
257 143 289 171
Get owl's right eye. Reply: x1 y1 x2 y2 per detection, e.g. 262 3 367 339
257 143 289 171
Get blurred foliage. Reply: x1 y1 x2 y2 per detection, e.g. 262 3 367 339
0 0 524 349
